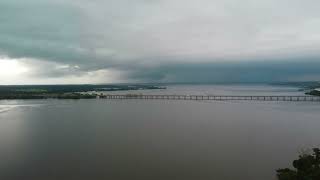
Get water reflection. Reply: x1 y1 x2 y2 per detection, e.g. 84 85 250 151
0 85 319 180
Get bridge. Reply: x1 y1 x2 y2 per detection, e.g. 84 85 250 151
101 94 320 102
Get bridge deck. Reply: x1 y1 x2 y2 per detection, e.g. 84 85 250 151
100 95 320 102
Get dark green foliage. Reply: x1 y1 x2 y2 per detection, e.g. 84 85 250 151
0 84 166 100
0 84 166 94
277 148 320 180
306 90 320 96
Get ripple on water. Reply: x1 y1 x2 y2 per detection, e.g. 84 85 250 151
0 104 43 114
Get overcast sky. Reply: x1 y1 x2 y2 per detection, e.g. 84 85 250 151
1 0 320 84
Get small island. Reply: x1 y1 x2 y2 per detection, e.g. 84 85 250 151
0 84 166 100
271 81 320 96
306 89 320 96
302 82 320 96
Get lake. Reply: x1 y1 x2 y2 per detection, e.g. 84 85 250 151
0 84 319 180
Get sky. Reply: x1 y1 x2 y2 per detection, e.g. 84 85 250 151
0 0 320 84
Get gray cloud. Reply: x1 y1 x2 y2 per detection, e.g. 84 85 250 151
125 59 320 83
0 0 320 84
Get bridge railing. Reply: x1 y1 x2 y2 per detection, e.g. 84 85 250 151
101 94 320 102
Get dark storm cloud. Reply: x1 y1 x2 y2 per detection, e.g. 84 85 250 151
126 59 320 83
0 0 320 84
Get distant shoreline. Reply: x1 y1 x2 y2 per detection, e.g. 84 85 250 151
0 84 166 100
1 83 320 100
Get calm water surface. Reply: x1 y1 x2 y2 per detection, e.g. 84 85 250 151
0 85 319 180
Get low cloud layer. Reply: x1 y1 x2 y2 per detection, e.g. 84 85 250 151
1 0 320 84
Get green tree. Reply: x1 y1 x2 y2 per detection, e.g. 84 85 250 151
277 148 320 180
